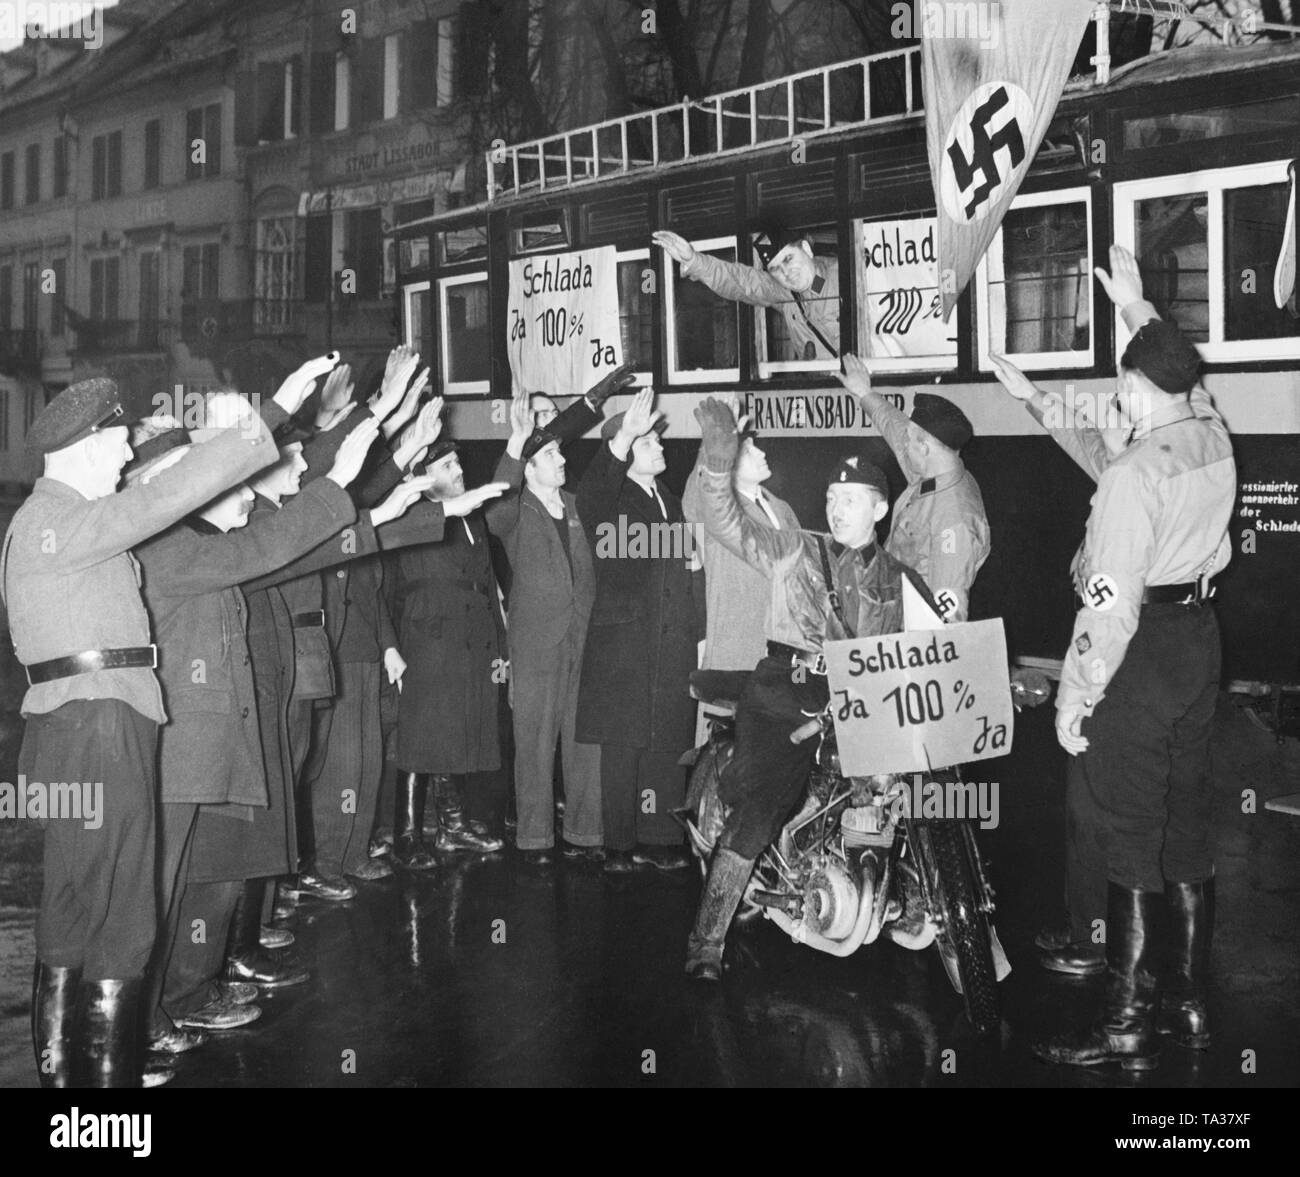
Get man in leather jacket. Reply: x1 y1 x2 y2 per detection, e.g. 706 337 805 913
685 398 938 981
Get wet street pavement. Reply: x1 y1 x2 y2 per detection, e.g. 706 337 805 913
1 697 1297 1088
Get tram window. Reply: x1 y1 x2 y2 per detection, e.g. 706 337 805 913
403 281 431 358
615 249 652 383
437 224 488 266
976 189 1093 372
664 236 740 385
754 226 842 378
438 272 490 394
858 214 958 374
1123 97 1298 153
1114 161 1300 363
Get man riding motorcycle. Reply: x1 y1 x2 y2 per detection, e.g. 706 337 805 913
686 398 941 981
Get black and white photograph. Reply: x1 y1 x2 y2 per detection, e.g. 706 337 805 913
0 0 1295 1143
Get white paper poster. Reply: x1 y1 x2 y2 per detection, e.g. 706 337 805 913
860 217 957 365
506 246 623 395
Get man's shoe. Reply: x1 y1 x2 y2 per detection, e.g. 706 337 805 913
221 981 259 1005
561 842 605 863
142 1057 176 1088
603 849 636 874
685 848 753 982
520 848 555 868
259 925 295 950
271 896 296 922
175 994 262 1031
348 858 394 882
1035 924 1074 952
225 950 310 989
434 826 505 853
149 1026 208 1054
1040 943 1106 977
1033 884 1162 1071
633 844 690 871
1158 880 1212 1051
288 872 356 902
369 832 392 858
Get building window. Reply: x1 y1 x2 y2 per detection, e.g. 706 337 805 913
256 58 300 143
255 216 296 331
615 249 652 382
25 387 42 432
138 252 161 348
23 263 39 330
50 258 66 335
1 152 14 210
52 135 67 198
24 143 40 205
438 272 490 395
186 104 222 179
0 391 10 452
664 236 740 385
144 119 161 189
437 17 456 107
1113 160 1300 362
349 39 385 127
334 52 350 131
384 33 401 120
0 265 11 329
89 256 121 321
406 18 456 110
343 209 383 301
976 188 1094 372
91 131 123 200
182 243 220 302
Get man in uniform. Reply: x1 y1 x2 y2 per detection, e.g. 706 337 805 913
8 359 329 1087
836 354 990 623
653 226 839 362
991 245 1234 1069
686 397 940 980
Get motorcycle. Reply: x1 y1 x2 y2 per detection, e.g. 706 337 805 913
681 668 1047 1037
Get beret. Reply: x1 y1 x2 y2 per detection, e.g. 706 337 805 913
911 393 973 451
521 427 558 463
826 453 889 494
424 437 459 467
26 377 124 455
123 428 192 483
1121 319 1201 395
601 411 668 441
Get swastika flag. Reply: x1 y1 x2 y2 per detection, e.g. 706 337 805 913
922 0 1097 320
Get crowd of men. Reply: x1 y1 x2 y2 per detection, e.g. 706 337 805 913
4 238 1232 1087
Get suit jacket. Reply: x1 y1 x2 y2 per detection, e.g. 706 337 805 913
486 452 594 661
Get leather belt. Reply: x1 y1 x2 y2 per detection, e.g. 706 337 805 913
26 645 158 686
767 640 827 676
1074 579 1216 610
292 610 326 628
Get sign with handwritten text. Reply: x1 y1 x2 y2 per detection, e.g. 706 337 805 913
507 246 622 395
823 618 1013 776
859 217 957 366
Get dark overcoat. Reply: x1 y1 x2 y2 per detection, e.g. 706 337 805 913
574 441 700 753
391 511 505 774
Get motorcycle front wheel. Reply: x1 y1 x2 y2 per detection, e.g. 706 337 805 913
921 820 1000 1036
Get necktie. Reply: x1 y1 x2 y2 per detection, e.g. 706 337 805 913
756 492 781 529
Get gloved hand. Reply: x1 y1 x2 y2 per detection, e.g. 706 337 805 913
693 397 740 469
583 363 637 408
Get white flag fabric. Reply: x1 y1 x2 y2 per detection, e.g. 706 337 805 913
922 0 1098 320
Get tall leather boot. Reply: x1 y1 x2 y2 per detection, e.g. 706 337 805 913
1033 883 1162 1071
74 978 147 1088
393 773 438 871
1158 879 1213 1050
224 878 310 989
431 773 503 853
685 848 754 982
32 961 80 1088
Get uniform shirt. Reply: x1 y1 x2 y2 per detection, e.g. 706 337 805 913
681 252 839 361
861 392 990 622
1 412 281 720
694 463 936 652
1038 300 1235 716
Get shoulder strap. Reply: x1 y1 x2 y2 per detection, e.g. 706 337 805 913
816 534 850 633
791 292 839 359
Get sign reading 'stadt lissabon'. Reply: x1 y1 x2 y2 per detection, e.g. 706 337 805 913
823 618 1014 777
506 246 624 396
